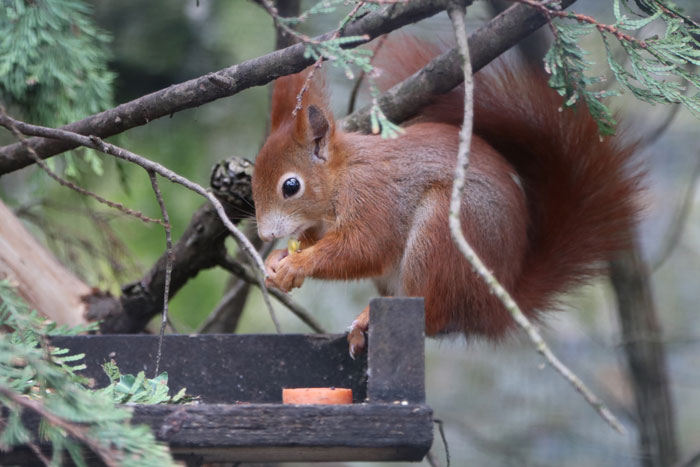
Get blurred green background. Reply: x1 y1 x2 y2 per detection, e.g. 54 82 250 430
1 1 700 466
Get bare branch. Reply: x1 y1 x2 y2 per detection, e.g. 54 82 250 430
652 154 700 271
0 385 119 467
217 255 327 334
0 107 163 226
433 418 450 467
148 171 173 377
642 102 684 147
197 278 248 333
0 113 264 275
610 238 678 464
512 0 647 47
263 0 368 118
342 0 578 132
87 158 254 334
25 440 51 467
258 0 322 46
0 0 476 174
0 112 287 333
347 34 390 115
446 0 624 434
0 0 575 172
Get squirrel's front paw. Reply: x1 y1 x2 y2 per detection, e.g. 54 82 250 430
269 254 307 292
347 319 368 359
264 249 289 277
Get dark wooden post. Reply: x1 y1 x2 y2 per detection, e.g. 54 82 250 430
367 297 426 403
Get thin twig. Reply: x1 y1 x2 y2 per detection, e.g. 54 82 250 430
262 0 368 117
446 1 625 433
0 106 164 226
26 439 51 467
0 113 263 273
433 418 451 467
346 34 389 115
512 0 647 48
2 0 571 172
292 58 325 117
641 61 694 147
0 385 119 467
259 269 282 333
199 239 275 333
197 279 248 333
149 170 173 377
259 0 320 46
0 413 51 467
0 111 282 332
359 0 408 3
652 153 700 271
217 255 326 334
342 0 578 133
643 102 683 147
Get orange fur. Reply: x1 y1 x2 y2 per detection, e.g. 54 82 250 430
252 36 640 339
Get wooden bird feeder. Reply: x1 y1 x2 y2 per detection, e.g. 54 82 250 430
10 298 433 465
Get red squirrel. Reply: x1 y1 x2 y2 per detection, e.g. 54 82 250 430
252 37 640 355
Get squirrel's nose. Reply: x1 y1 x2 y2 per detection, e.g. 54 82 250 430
258 227 277 243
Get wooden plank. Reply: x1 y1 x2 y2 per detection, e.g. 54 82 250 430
368 298 426 403
133 403 433 462
50 334 367 403
5 403 433 464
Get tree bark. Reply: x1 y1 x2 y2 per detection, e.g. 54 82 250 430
0 199 90 326
196 0 304 335
0 0 476 174
610 237 678 467
342 0 576 132
0 0 582 174
86 157 255 333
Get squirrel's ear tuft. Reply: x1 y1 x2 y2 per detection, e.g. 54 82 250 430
307 105 329 141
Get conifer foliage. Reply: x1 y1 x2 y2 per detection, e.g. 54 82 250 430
535 0 699 135
0 281 177 466
0 0 115 174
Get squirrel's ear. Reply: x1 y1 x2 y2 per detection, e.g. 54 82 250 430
306 105 333 162
307 105 330 141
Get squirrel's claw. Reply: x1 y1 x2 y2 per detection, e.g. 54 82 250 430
273 254 307 292
347 317 368 359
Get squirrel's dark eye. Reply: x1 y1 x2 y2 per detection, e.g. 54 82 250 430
282 177 301 198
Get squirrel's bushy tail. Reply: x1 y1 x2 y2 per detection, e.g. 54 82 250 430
471 65 641 314
371 34 641 317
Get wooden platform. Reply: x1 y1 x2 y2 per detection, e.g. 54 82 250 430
10 298 433 464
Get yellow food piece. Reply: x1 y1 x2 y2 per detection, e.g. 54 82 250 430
287 238 301 255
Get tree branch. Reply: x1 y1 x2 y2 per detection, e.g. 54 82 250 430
86 157 257 334
0 113 264 275
0 0 579 174
652 153 700 271
0 114 286 334
217 254 327 334
0 385 119 467
0 0 475 174
148 170 173 376
342 0 577 132
446 0 623 434
610 236 678 466
89 202 231 333
0 107 162 226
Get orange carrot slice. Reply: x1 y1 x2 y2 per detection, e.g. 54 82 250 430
282 387 352 405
